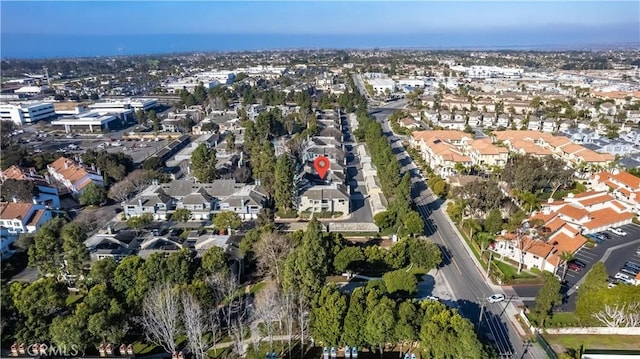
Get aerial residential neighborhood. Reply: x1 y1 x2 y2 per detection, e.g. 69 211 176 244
1 1 640 358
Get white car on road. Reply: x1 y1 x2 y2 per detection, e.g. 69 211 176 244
608 227 628 236
487 294 505 303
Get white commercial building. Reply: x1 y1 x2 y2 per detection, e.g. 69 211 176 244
368 78 396 95
0 102 56 125
88 98 158 112
165 80 220 94
51 111 127 133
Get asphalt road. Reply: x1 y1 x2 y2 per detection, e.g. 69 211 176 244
369 106 536 359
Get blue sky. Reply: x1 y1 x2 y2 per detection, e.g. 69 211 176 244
2 1 639 36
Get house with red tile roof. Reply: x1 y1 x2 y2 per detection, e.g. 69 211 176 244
540 191 636 234
492 130 615 169
492 232 560 274
411 130 509 176
491 188 635 274
591 170 640 215
0 201 52 258
47 157 104 197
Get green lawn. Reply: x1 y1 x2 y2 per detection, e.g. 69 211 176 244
545 312 580 328
494 260 535 279
544 334 640 354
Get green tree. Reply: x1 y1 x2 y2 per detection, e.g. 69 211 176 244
0 179 38 202
88 258 117 286
373 210 395 229
79 183 107 206
172 208 192 224
225 132 236 153
135 109 147 125
200 246 228 276
310 285 347 347
341 287 366 347
576 262 609 323
333 246 365 273
112 256 145 308
284 218 328 300
148 110 160 131
50 305 91 354
252 140 276 194
395 300 421 354
383 269 418 295
11 277 68 342
407 238 442 270
483 208 503 235
403 211 424 237
212 210 241 232
364 295 396 356
559 251 575 281
190 144 217 182
274 154 296 213
532 272 562 327
28 218 66 275
420 301 486 358
61 222 90 276
126 213 153 235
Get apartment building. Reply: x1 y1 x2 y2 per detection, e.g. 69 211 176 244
1 201 52 258
492 130 615 169
47 157 104 196
411 130 508 176
298 183 350 214
591 170 640 214
540 191 635 234
123 179 265 221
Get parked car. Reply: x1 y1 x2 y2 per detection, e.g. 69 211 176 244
570 259 586 268
567 262 582 272
614 272 634 284
620 267 638 277
487 294 505 303
424 295 439 301
598 232 611 239
609 227 628 236
625 262 640 271
592 233 606 241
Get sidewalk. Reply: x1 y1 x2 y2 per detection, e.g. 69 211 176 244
439 204 550 358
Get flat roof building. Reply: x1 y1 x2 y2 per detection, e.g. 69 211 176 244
51 111 125 133
0 102 56 125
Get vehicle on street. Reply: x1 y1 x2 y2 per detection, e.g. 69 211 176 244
424 295 439 301
636 248 640 256
608 227 628 236
487 294 505 303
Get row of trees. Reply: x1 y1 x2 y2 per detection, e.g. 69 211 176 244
354 112 424 236
310 284 489 357
575 262 640 327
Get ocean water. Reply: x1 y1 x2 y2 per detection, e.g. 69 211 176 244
1 32 637 59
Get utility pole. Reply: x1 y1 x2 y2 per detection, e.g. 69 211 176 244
486 249 493 278
478 297 486 323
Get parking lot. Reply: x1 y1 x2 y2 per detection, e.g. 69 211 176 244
514 223 640 311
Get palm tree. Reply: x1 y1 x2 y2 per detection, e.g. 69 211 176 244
464 218 483 241
559 251 575 281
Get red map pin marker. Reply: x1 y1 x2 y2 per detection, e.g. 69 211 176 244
313 156 330 180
